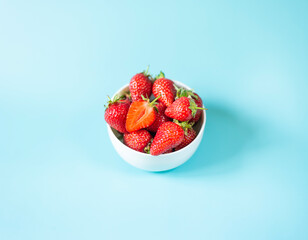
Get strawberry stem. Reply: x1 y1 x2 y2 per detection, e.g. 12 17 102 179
195 106 208 110
143 65 150 77
149 95 161 107
141 95 147 101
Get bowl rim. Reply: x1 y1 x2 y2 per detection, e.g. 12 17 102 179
106 80 206 157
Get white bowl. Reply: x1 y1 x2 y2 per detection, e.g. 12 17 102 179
107 81 206 172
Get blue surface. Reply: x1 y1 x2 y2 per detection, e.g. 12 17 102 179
1 0 307 239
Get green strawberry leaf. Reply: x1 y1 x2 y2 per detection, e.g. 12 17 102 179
188 99 198 117
173 119 194 135
174 85 198 100
154 71 165 80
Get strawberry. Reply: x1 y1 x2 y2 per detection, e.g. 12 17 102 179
123 129 152 152
152 71 176 107
174 122 197 151
104 95 131 133
174 86 204 123
165 96 206 122
150 122 184 156
125 96 160 132
129 67 152 101
146 102 171 133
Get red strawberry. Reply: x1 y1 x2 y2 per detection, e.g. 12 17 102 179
150 122 184 156
125 96 160 132
165 97 206 122
152 71 176 107
146 102 171 133
175 127 197 151
129 67 152 101
174 86 205 123
123 129 152 152
104 95 131 133
190 93 203 123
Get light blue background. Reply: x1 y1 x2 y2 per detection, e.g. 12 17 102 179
1 0 307 239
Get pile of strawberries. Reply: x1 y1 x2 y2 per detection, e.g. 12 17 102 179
104 68 206 156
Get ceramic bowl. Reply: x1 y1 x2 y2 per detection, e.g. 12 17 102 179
107 81 206 172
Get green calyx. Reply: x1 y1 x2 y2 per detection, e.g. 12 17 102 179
104 95 126 110
173 119 194 135
144 139 153 154
174 84 198 100
141 94 161 109
142 65 156 82
154 71 165 80
174 86 208 112
141 95 148 101
188 99 207 117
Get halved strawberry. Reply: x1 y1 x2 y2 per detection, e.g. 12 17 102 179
125 96 160 132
